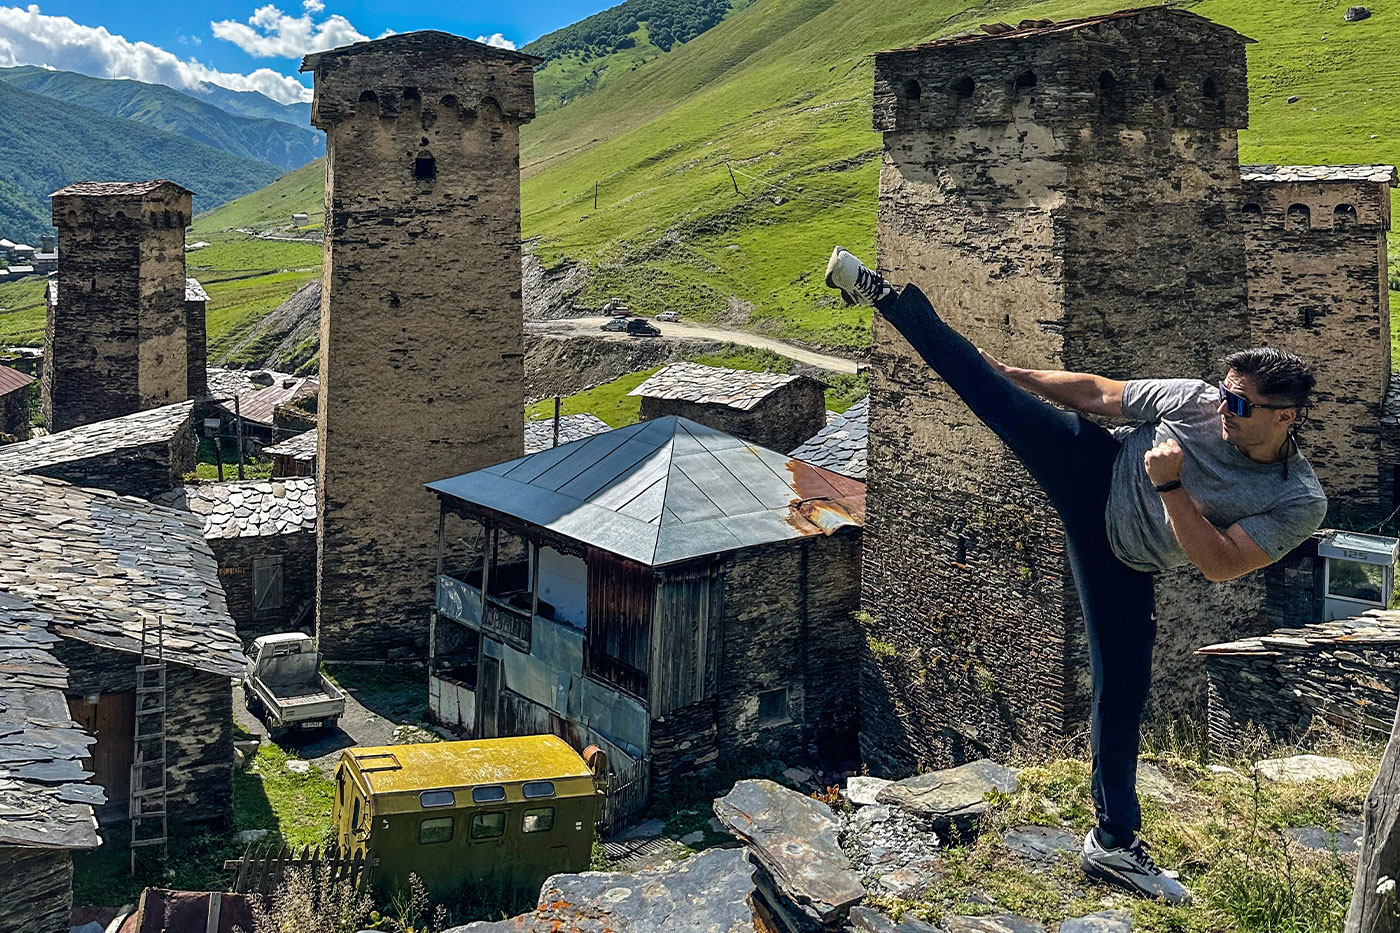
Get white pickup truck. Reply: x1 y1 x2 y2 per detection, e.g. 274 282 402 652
243 633 346 736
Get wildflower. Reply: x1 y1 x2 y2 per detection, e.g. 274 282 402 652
1377 876 1396 897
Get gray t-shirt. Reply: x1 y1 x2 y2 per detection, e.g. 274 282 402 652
1106 378 1327 573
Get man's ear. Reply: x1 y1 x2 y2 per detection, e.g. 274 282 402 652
1277 407 1298 428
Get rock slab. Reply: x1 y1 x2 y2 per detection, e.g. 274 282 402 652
847 776 894 807
715 779 865 928
1345 5 1371 21
848 905 943 933
448 847 757 932
1059 910 1132 932
877 760 1019 831
1253 754 1359 784
1002 825 1078 863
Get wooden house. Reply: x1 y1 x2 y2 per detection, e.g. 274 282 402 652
425 416 865 817
0 473 245 832
0 593 104 933
265 428 318 477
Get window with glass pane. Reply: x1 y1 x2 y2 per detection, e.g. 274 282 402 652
522 780 555 798
522 807 555 833
419 817 453 844
472 785 506 803
471 811 506 839
420 790 455 808
1329 559 1384 602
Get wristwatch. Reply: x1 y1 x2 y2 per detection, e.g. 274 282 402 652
1153 479 1183 494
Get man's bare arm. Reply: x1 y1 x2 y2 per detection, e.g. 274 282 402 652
1145 438 1274 582
979 350 1127 418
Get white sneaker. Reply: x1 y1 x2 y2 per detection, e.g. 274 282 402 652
1080 829 1193 905
825 246 892 306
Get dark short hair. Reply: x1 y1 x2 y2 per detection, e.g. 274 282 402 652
1222 347 1316 409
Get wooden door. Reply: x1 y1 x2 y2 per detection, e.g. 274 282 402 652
477 656 500 739
69 692 135 817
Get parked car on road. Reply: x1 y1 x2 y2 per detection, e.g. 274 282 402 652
600 317 629 332
243 632 346 736
625 319 661 337
656 311 680 323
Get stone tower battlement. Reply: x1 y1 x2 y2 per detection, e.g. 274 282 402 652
873 7 1249 133
301 32 538 659
1240 164 1397 521
45 180 193 432
862 8 1260 777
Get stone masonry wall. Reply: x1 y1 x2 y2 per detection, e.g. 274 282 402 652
0 849 73 933
863 10 1257 777
1 387 30 440
309 36 534 658
213 532 318 645
56 638 233 828
46 185 191 431
1242 176 1393 523
637 380 829 453
186 298 208 399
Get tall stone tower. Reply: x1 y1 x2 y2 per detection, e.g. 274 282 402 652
45 181 192 431
1240 164 1397 523
862 9 1256 776
301 32 538 659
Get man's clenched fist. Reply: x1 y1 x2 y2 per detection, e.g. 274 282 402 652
1144 437 1184 486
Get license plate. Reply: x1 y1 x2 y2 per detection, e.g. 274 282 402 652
299 720 323 729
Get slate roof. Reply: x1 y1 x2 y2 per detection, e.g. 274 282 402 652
789 396 868 480
264 428 318 461
524 414 612 454
1240 165 1399 185
428 416 865 568
215 377 318 428
0 473 244 678
628 363 804 412
49 180 191 198
0 401 194 476
47 278 209 304
0 592 104 850
885 7 1248 53
207 367 299 401
300 30 543 70
1198 608 1400 657
0 362 34 396
159 477 317 539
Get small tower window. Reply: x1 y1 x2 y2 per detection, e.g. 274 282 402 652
357 89 380 118
1242 203 1262 219
1286 203 1311 231
1153 74 1169 98
1098 70 1125 119
952 76 975 99
413 154 437 180
1203 76 1220 100
903 79 922 101
1334 204 1357 230
1014 71 1037 91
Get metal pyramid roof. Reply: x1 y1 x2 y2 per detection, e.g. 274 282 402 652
426 416 864 567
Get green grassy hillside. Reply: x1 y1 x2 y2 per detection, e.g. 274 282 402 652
0 80 281 242
0 67 323 171
193 159 325 235
196 0 1400 353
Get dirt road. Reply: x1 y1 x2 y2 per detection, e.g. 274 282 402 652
537 316 861 374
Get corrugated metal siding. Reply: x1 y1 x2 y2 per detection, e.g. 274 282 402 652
650 566 724 716
585 549 653 699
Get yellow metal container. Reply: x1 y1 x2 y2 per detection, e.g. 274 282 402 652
332 735 599 899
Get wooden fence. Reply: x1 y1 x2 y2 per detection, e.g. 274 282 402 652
223 843 377 895
597 756 649 837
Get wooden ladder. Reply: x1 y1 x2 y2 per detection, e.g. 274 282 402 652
130 614 169 874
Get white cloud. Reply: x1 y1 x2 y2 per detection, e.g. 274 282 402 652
211 4 369 59
0 4 312 102
475 33 516 50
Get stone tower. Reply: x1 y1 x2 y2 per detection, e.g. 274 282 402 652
301 32 538 659
1240 164 1397 523
45 181 192 432
862 9 1256 776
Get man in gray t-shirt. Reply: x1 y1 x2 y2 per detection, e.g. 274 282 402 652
826 246 1328 906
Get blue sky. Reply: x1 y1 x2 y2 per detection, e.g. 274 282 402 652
0 0 614 103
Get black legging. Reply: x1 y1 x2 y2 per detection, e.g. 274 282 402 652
877 283 1156 846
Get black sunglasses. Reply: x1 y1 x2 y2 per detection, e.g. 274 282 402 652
1218 382 1292 418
